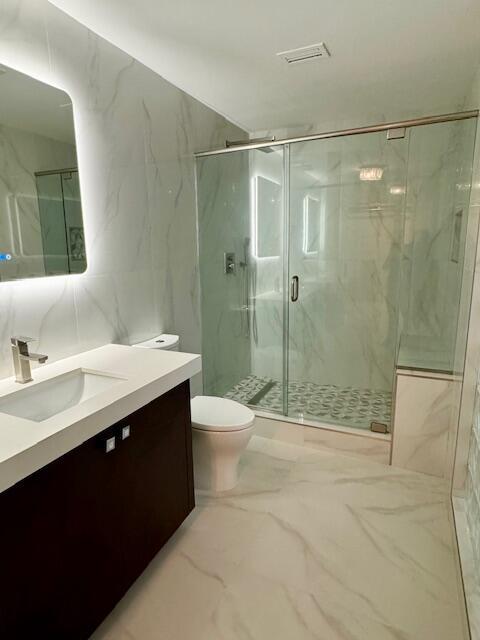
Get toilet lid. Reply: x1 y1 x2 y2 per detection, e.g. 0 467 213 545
191 396 255 432
132 334 179 350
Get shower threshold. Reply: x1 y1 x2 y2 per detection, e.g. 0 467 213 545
225 374 392 432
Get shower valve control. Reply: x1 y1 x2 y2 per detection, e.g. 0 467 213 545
224 252 236 274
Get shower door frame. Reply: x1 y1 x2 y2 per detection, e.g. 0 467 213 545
281 143 291 417
195 111 478 158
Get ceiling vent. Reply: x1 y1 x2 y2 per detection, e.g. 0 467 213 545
277 42 330 65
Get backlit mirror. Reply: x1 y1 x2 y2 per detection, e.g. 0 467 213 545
253 175 282 259
303 195 325 256
0 65 86 281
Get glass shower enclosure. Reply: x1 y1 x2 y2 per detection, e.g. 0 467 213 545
196 114 477 432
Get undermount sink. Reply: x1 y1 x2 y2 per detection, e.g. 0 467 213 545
0 368 125 422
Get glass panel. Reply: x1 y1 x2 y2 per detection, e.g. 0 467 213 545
196 147 286 412
288 131 408 430
397 118 477 373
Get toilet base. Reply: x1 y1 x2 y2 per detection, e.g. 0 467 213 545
192 425 254 492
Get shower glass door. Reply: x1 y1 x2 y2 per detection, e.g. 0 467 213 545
196 146 286 411
287 131 409 430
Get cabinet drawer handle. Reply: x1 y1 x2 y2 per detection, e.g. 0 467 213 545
105 437 116 453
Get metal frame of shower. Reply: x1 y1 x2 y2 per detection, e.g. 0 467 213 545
195 110 478 157
195 108 479 431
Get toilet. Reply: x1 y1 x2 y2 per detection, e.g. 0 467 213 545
191 396 255 492
131 333 180 352
131 335 254 491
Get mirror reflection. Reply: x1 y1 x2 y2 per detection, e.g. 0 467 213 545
0 64 86 281
303 195 324 256
253 175 282 259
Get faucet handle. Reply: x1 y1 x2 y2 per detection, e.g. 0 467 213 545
11 336 35 347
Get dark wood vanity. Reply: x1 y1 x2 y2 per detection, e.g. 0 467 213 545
0 380 194 639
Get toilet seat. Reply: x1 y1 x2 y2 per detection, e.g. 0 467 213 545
191 396 255 432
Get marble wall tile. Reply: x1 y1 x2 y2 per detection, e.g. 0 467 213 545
0 0 246 381
0 275 79 375
303 425 391 465
0 0 51 82
451 74 480 640
391 371 460 477
254 415 305 446
73 274 122 351
254 414 392 464
453 68 480 492
86 164 152 275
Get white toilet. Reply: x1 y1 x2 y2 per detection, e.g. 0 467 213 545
131 333 180 352
131 335 254 491
191 396 255 492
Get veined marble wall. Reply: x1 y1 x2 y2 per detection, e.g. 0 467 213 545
454 66 480 640
391 369 461 478
0 0 244 383
462 383 480 639
454 68 480 492
0 122 76 281
466 387 480 564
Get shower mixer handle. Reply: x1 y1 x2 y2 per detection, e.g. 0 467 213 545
291 276 299 302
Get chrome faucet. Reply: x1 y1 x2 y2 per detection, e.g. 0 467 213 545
11 336 48 384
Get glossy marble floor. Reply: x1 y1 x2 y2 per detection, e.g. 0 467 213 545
225 374 392 430
91 437 468 640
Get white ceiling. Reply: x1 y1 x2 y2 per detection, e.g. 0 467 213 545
48 0 480 135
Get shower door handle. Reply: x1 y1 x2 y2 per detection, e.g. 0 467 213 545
291 276 299 302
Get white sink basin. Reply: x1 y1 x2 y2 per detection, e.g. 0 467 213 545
0 368 125 422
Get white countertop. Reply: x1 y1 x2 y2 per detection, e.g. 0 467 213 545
0 344 201 494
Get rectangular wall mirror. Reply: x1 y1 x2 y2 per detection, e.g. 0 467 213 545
303 194 325 256
0 64 86 281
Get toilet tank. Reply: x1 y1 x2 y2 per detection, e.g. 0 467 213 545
132 334 180 351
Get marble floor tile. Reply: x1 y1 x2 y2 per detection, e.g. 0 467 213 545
91 437 468 640
303 425 391 465
196 569 356 640
91 532 239 640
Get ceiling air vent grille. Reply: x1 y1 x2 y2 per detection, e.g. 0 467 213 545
277 42 330 64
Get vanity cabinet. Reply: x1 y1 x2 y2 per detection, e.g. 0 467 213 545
0 380 194 639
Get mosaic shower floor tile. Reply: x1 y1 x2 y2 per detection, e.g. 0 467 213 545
224 374 392 430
